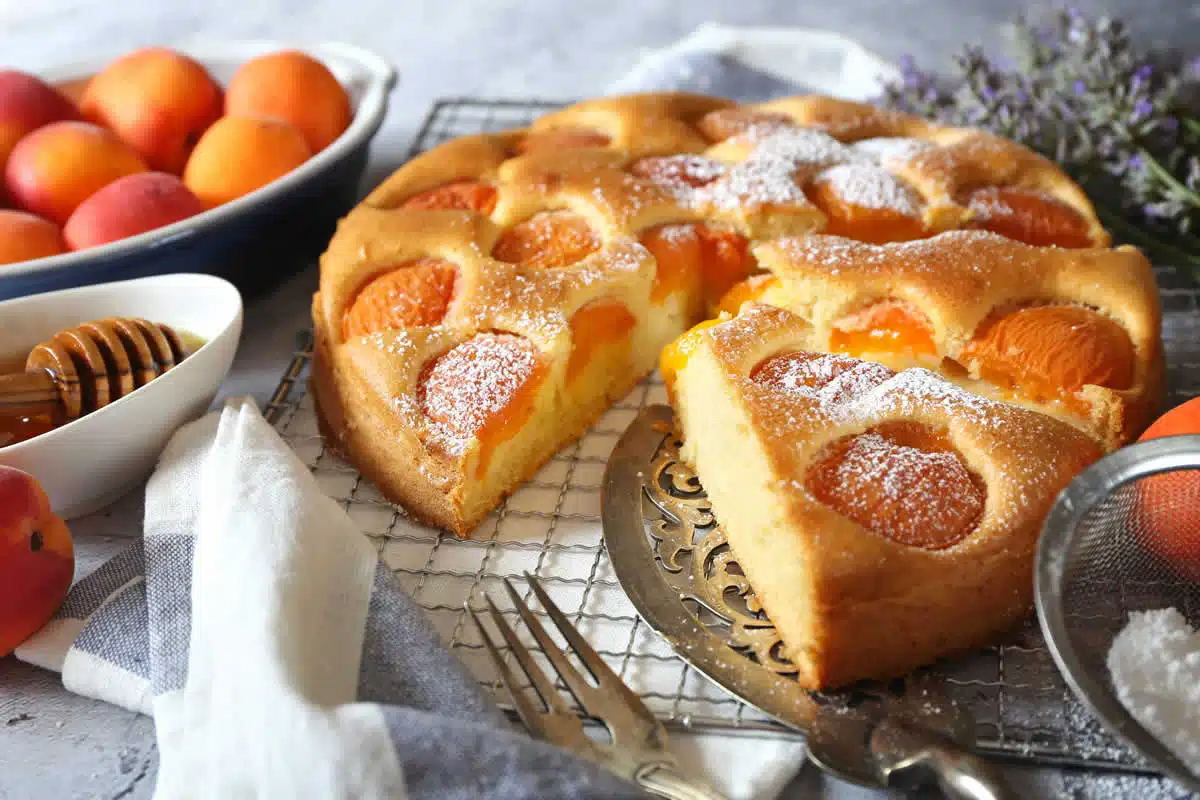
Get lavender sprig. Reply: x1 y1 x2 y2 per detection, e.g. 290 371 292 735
882 9 1200 271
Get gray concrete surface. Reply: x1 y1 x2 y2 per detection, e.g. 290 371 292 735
2 2 1199 798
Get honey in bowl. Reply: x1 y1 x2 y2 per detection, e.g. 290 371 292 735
0 353 59 448
0 323 206 449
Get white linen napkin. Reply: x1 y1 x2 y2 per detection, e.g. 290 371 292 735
606 23 901 800
607 22 900 103
150 398 406 799
17 398 641 800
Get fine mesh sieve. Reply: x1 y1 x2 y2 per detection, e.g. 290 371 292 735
1036 434 1200 793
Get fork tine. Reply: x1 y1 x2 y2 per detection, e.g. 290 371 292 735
523 572 661 729
479 594 577 719
502 577 602 715
468 604 549 739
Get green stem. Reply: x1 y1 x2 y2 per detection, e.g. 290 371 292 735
1182 118 1200 139
1139 147 1200 208
1096 207 1200 269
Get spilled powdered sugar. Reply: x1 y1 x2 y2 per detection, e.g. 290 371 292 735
1107 607 1200 775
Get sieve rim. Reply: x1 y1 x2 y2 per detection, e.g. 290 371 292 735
1036 433 1200 792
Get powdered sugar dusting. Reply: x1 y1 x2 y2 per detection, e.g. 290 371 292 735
696 128 859 211
1107 607 1200 774
851 136 936 165
417 333 541 455
632 129 943 220
753 352 894 405
813 428 985 548
813 163 923 216
630 154 727 192
754 352 1004 428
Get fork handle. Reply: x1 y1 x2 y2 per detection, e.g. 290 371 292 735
635 763 728 800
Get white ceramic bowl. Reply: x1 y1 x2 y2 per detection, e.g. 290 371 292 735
0 273 243 518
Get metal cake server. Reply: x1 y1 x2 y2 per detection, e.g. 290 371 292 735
600 403 1016 800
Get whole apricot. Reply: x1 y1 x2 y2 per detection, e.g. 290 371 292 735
1134 397 1200 581
0 70 81 182
0 210 65 265
5 121 147 225
80 47 223 173
0 465 74 657
64 171 204 250
182 116 312 208
225 50 351 152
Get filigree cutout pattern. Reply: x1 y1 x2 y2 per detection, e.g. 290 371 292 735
643 434 799 675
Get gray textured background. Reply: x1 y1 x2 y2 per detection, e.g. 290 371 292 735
1 1 1198 798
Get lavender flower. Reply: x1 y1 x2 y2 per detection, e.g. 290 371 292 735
880 8 1200 268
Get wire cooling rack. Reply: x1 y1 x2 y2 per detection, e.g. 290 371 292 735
262 98 1200 770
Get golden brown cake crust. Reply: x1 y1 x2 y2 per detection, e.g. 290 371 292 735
746 230 1164 448
673 304 1105 689
313 91 1119 536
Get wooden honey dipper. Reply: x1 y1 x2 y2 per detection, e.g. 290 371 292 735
0 317 192 425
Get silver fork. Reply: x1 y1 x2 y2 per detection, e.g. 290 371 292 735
468 574 727 800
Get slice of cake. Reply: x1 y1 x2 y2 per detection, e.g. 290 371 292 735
668 303 1103 689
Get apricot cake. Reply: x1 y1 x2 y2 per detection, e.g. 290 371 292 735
311 91 1128 536
668 304 1105 689
709 230 1164 450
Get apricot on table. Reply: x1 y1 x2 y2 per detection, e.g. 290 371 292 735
0 465 74 656
5 121 147 225
182 116 312 209
1133 397 1200 581
80 47 222 174
0 70 81 180
225 50 351 153
64 171 204 250
0 210 65 265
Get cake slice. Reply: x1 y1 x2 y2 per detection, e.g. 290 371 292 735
668 304 1103 689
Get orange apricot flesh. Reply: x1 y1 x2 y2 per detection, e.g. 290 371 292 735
417 333 548 479
804 420 985 550
401 180 498 214
341 259 458 339
566 300 637 384
961 304 1134 411
964 186 1095 249
829 301 937 360
491 210 601 269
